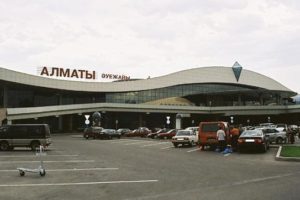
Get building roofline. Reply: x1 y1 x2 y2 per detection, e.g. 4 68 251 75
0 66 296 95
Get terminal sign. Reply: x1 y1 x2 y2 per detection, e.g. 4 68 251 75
38 67 130 81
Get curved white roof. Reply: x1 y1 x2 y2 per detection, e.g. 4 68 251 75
0 66 295 94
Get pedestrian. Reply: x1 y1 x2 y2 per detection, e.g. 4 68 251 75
216 125 226 152
230 125 239 151
290 132 295 144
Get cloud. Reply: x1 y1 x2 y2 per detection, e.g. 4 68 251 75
0 0 299 93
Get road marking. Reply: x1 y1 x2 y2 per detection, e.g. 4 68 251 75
0 154 79 158
0 160 95 164
141 142 170 147
110 139 135 144
0 180 159 187
231 173 296 186
124 141 153 145
0 167 119 172
160 146 173 150
187 148 200 153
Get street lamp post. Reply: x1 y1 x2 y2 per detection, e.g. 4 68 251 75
166 116 170 128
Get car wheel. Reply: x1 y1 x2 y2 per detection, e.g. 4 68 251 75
190 141 195 146
31 141 40 151
173 143 178 148
164 136 167 140
8 146 14 151
276 138 283 144
40 169 46 176
84 135 89 139
0 141 9 151
19 170 25 176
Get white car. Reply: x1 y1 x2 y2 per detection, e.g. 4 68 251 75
171 130 198 147
261 128 287 144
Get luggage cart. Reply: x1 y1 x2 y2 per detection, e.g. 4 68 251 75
17 145 46 177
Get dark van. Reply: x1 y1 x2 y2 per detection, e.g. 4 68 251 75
0 124 51 151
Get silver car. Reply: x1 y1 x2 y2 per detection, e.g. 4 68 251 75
262 128 287 144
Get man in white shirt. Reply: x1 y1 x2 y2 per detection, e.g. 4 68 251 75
216 126 226 151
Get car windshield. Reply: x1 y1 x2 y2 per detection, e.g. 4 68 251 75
201 123 219 132
176 130 191 136
241 130 262 137
263 129 278 133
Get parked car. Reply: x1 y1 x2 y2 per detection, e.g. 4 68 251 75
147 128 168 139
261 128 287 144
116 128 131 136
237 129 270 152
172 130 198 147
157 129 177 139
83 127 103 139
99 129 121 139
185 126 199 133
259 123 276 128
276 123 288 132
125 127 151 137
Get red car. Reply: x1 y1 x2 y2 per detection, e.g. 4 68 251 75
157 129 177 139
124 127 151 137
147 128 168 139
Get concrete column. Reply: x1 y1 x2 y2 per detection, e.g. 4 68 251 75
176 114 182 129
58 116 63 131
68 115 73 131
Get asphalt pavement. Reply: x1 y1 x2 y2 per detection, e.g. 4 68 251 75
0 134 299 200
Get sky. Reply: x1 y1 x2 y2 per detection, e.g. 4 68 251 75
0 0 299 94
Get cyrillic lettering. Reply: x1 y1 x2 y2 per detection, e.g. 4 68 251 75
50 67 59 76
86 71 96 79
70 69 79 78
78 70 85 78
40 67 49 76
59 68 70 77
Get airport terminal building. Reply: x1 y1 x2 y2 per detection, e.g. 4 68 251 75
0 63 299 132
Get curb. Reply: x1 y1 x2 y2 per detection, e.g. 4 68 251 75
275 146 300 162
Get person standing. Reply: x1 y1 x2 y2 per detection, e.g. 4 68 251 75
216 126 226 151
230 126 240 151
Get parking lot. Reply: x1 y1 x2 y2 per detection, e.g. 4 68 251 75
0 134 300 200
